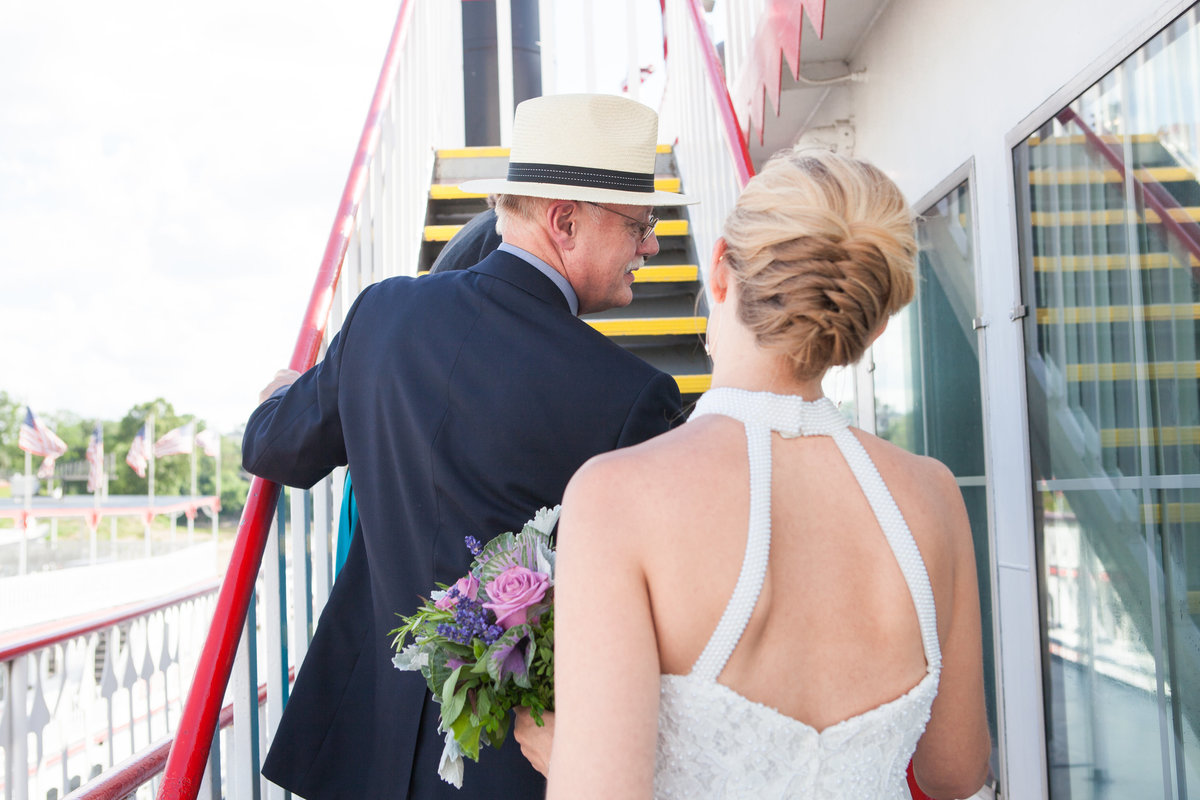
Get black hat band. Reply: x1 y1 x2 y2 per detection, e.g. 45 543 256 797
506 162 655 193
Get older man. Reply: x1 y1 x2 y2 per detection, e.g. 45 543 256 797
243 93 693 799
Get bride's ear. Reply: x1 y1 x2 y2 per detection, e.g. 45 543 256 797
710 238 729 303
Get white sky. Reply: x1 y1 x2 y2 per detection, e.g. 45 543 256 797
0 1 665 434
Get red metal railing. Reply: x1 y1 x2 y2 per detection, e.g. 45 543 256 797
681 0 754 188
63 686 261 800
0 581 218 663
146 3 418 799
1057 106 1200 281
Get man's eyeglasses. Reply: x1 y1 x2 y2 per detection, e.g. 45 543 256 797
584 202 659 243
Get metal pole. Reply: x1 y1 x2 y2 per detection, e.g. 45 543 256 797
625 0 639 102
188 445 197 545
496 0 515 146
146 414 155 559
20 450 31 575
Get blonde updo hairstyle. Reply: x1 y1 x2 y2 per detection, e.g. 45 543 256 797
721 150 918 381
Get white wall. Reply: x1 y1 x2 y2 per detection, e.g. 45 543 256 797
833 1 1194 797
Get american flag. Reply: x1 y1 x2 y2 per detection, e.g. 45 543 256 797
154 422 195 457
196 428 221 458
18 407 68 458
126 425 150 478
37 457 58 479
86 423 105 493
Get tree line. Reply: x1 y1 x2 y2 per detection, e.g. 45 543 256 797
0 390 249 520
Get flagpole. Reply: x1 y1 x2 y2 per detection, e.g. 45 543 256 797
188 439 197 545
91 424 101 565
20 450 31 576
146 413 155 559
212 434 221 547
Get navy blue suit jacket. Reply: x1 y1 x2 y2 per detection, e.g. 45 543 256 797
244 251 682 799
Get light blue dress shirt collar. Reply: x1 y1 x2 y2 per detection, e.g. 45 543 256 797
497 243 579 316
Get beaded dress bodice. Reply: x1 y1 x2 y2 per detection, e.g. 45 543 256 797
654 388 942 799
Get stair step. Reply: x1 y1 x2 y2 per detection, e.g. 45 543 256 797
1067 361 1200 381
673 374 712 394
1037 303 1200 324
1029 166 1196 185
1034 253 1200 270
431 177 682 200
1028 133 1161 146
1030 207 1200 226
587 317 707 336
435 144 674 159
1144 503 1200 524
425 218 688 242
1101 426 1200 447
634 265 698 283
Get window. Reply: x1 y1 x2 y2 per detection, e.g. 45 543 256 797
1014 5 1200 796
873 178 999 775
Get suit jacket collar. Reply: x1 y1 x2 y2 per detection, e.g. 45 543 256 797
469 250 572 313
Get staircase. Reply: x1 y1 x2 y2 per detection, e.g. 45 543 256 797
421 146 713 407
1023 122 1200 737
1026 129 1200 483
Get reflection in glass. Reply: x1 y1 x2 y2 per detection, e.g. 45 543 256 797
1015 4 1200 796
873 181 999 775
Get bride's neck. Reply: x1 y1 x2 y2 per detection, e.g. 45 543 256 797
709 344 826 400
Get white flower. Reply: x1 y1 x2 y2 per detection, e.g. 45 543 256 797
528 504 561 536
392 644 428 672
536 540 556 583
438 731 465 788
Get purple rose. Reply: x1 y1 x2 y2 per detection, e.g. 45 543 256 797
482 565 550 630
435 574 480 610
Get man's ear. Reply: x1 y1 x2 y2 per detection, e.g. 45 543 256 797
546 201 577 250
710 238 729 303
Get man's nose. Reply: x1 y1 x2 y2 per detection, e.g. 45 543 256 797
639 231 660 257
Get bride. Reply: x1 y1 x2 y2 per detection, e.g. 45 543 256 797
523 150 990 798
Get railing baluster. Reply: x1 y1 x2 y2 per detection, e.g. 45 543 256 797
231 592 260 800
290 486 314 667
309 476 332 631
8 654 29 800
264 500 290 752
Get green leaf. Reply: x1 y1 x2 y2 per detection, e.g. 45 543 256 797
441 664 463 707
450 709 485 761
442 683 470 731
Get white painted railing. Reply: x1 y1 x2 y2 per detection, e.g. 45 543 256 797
0 584 217 800
659 0 754 296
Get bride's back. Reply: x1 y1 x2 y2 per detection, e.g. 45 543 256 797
545 150 989 800
637 411 953 732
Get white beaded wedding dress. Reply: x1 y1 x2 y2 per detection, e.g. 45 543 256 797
654 388 942 799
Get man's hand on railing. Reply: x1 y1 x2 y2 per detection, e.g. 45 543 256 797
259 369 302 404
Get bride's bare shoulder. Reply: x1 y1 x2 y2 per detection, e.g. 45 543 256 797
563 416 742 530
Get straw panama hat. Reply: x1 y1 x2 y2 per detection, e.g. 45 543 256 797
460 93 696 206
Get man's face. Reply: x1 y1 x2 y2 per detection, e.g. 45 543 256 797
569 202 660 314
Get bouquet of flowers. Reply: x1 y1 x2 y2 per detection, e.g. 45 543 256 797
390 506 559 788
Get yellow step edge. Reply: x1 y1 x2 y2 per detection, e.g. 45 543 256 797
674 374 712 394
431 176 682 200
424 218 688 242
1067 362 1200 381
1100 426 1200 448
1027 133 1160 146
1036 303 1200 324
415 265 698 283
1030 207 1200 226
1144 503 1200 525
424 225 461 242
1034 253 1200 271
653 219 689 237
634 265 698 283
436 143 672 158
587 316 707 336
436 146 511 159
1028 166 1195 185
